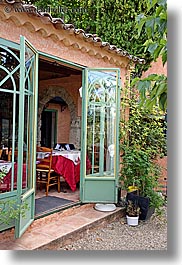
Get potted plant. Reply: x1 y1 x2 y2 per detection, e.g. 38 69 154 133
125 199 140 226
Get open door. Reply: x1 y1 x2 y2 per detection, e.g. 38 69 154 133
80 68 121 203
15 36 38 238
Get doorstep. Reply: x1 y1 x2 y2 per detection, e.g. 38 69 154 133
0 203 125 250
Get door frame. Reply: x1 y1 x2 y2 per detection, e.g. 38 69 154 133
41 109 58 148
0 37 20 232
0 39 122 236
15 36 39 238
0 36 38 237
80 68 121 203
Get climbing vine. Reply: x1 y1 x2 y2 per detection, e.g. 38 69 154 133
26 0 167 109
26 0 154 74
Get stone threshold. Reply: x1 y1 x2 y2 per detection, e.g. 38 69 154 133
0 204 125 250
36 204 125 250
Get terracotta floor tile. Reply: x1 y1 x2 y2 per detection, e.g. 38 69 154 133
34 223 74 239
60 215 93 229
14 230 55 250
75 207 110 220
0 241 27 250
35 187 80 202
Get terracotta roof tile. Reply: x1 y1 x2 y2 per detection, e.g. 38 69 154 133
2 0 145 64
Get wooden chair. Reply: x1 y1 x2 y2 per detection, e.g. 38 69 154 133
0 149 2 159
8 149 21 162
36 146 60 196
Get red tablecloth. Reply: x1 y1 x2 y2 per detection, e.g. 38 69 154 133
0 163 27 192
52 155 91 192
0 156 91 192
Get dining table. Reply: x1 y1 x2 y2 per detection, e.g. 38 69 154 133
0 160 27 192
0 149 92 193
37 149 91 192
52 150 81 192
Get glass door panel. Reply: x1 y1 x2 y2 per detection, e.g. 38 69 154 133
80 68 121 203
0 37 38 236
0 42 20 194
15 36 38 238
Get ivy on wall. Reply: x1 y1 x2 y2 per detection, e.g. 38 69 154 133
27 0 167 110
27 0 155 74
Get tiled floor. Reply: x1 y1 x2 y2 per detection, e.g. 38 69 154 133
35 183 80 202
0 203 124 250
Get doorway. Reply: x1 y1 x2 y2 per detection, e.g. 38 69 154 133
0 36 121 238
35 183 80 218
35 59 121 216
41 109 57 148
35 56 83 217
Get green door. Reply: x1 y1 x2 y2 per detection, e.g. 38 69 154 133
80 68 121 203
15 36 38 238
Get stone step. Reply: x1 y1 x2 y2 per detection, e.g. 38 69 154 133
0 203 125 250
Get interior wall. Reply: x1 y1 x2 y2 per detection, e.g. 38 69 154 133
47 103 71 143
38 85 81 149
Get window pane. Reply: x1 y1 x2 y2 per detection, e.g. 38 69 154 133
86 70 117 176
0 92 19 192
0 47 20 91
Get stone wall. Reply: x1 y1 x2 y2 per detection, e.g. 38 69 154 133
38 86 81 149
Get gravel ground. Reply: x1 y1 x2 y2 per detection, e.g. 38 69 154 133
59 206 167 251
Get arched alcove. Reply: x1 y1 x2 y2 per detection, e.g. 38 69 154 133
37 86 81 148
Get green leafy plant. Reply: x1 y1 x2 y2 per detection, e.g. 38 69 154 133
126 199 140 217
134 0 167 111
0 199 29 225
131 74 167 111
120 86 166 210
121 146 164 209
28 0 154 75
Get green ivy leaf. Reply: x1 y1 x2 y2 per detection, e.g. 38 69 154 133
143 74 158 81
159 92 167 111
130 77 140 87
147 43 158 54
145 17 156 38
146 0 158 12
162 51 167 65
156 5 163 16
153 44 163 60
158 0 167 7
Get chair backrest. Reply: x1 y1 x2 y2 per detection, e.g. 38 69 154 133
36 146 53 171
8 149 19 162
0 149 2 159
7 150 11 161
